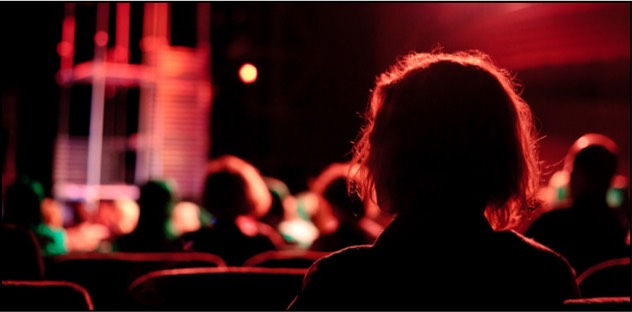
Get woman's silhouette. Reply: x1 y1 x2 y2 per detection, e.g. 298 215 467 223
288 50 580 310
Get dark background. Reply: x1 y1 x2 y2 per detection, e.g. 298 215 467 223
2 2 630 197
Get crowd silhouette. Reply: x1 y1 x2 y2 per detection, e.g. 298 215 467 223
2 50 630 311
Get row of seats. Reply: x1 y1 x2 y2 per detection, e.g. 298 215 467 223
25 253 632 309
4 279 630 311
3 266 306 311
2 280 94 310
41 250 326 310
3 222 629 310
44 252 228 309
128 266 307 310
575 257 631 298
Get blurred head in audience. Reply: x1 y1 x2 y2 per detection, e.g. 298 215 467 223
113 179 179 252
564 133 619 202
182 155 280 264
351 50 541 231
310 163 364 233
137 180 176 235
113 197 140 235
3 175 45 227
41 197 64 229
97 197 140 237
203 155 272 222
309 163 380 251
170 201 202 237
3 175 67 256
526 133 629 275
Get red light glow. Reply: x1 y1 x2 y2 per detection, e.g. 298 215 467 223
57 41 73 57
239 63 258 84
95 31 109 47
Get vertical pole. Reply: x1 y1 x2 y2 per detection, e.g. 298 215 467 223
115 3 130 63
86 2 109 210
196 2 212 199
59 3 76 82
136 3 158 184
54 3 77 197
57 3 76 136
136 3 170 184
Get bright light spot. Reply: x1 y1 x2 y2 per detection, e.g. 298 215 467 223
95 31 109 47
607 188 624 208
279 218 319 248
239 63 258 84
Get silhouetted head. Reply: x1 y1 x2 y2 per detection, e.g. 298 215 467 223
351 50 540 230
564 133 619 200
312 163 365 227
3 175 45 227
203 155 272 222
134 180 175 234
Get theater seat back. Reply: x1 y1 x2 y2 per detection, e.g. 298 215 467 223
45 252 226 309
2 280 94 310
577 257 631 298
128 266 307 310
243 250 330 268
564 297 631 311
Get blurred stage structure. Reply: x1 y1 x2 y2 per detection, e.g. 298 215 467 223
54 3 212 207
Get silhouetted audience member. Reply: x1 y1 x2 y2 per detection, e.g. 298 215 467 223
3 175 68 257
289 50 580 310
182 155 280 265
113 180 182 252
309 163 380 252
1 224 45 280
527 133 630 275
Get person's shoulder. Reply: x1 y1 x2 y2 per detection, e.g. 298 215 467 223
305 244 373 278
500 230 580 299
501 230 557 252
317 244 373 262
499 230 574 269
